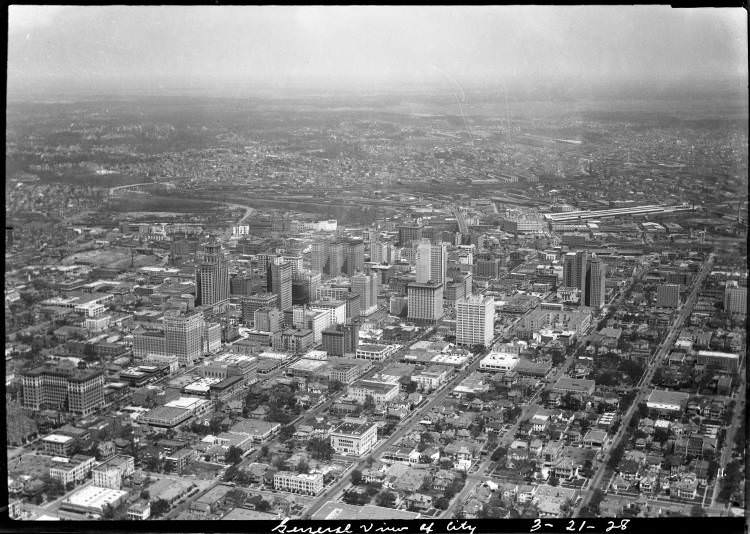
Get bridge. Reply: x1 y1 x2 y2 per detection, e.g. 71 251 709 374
452 207 469 234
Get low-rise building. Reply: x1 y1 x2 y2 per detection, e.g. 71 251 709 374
330 421 378 456
49 455 96 486
273 471 324 495
42 434 76 456
348 379 400 408
92 455 135 489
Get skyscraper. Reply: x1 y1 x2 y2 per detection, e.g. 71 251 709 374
241 292 278 324
455 294 495 347
311 242 329 274
584 255 606 310
407 281 444 324
351 272 379 314
267 261 293 311
195 241 229 307
328 242 344 276
292 269 321 305
343 240 364 275
563 250 588 299
163 310 205 367
415 239 447 284
397 224 423 247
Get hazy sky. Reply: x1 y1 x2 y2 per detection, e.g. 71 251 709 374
7 5 748 96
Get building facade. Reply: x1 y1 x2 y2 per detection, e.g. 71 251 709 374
195 242 229 307
455 294 495 347
407 282 444 324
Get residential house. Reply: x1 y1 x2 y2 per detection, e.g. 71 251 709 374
406 493 432 512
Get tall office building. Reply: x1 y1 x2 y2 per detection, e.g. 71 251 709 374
415 239 448 285
351 273 379 314
328 243 344 276
370 240 385 264
475 257 503 279
397 224 423 247
564 250 589 300
583 255 606 310
195 242 230 307
311 242 329 274
21 363 104 415
343 241 365 275
724 285 747 316
407 282 444 324
344 293 361 323
657 284 681 309
292 269 321 305
254 307 282 333
321 323 360 356
241 292 278 324
267 261 293 311
164 310 205 367
455 294 495 347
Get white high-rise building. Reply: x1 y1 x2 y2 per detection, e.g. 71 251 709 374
455 294 495 347
351 273 379 314
415 239 447 284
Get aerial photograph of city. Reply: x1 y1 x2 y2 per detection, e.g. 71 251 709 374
4 5 748 527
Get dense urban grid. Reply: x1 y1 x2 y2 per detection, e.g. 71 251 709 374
5 90 747 522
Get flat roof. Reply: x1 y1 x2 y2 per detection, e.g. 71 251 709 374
63 485 128 511
358 344 389 352
697 350 739 359
164 397 212 410
333 421 376 435
647 389 690 406
43 434 74 444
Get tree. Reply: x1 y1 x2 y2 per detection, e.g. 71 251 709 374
307 437 335 461
101 503 117 520
151 498 169 517
225 445 243 465
363 395 376 413
328 380 344 393
375 491 397 508
350 469 363 486
296 459 309 474
259 445 269 458
435 496 450 510
278 424 296 442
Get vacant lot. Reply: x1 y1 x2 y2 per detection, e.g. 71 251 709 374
60 247 162 269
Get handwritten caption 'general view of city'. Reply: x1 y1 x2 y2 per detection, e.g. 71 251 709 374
4 5 748 527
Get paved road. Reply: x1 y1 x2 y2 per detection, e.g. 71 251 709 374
575 254 714 515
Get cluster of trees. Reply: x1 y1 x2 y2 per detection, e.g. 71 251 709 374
190 416 224 436
306 437 335 461
375 490 397 508
278 424 296 443
150 498 170 517
225 445 244 465
718 459 743 503
243 384 301 423
343 484 380 506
